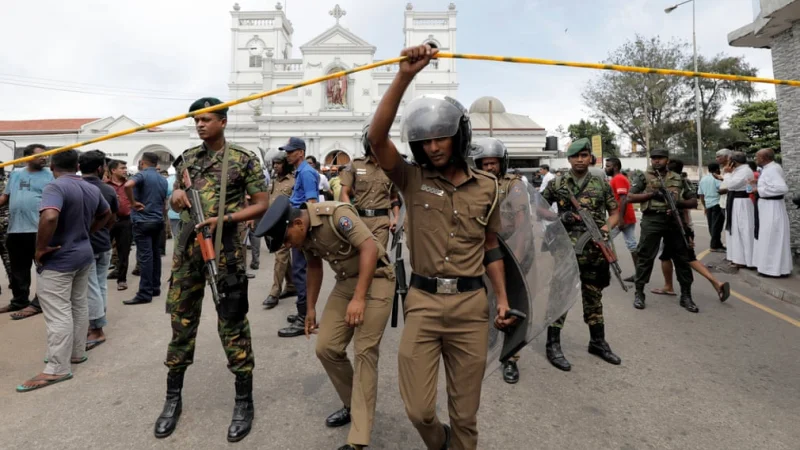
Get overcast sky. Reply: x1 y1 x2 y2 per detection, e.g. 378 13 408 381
0 0 774 139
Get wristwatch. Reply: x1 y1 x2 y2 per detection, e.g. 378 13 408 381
227 213 234 223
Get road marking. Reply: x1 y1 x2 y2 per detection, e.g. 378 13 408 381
698 248 800 328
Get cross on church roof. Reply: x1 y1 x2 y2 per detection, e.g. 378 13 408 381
329 4 346 23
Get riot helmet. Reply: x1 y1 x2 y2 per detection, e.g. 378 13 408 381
361 120 373 157
400 95 472 167
469 137 508 176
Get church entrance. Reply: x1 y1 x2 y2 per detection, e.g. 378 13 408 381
324 150 350 167
135 145 175 171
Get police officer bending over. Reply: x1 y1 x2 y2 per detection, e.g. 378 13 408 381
256 195 394 450
368 44 517 450
154 97 269 442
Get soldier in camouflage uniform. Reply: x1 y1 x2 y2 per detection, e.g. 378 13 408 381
262 151 297 309
0 165 11 293
626 149 698 312
339 122 401 249
469 137 528 384
153 97 269 443
540 138 622 371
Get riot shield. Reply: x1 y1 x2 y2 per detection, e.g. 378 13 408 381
484 183 582 379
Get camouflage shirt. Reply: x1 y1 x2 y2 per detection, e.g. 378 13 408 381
173 141 268 222
542 170 617 236
630 169 695 213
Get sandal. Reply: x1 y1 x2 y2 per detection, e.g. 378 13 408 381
718 282 731 303
10 306 42 320
650 288 677 296
86 339 106 351
0 304 24 314
44 355 88 364
16 373 73 393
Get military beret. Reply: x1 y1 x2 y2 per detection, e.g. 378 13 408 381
254 195 292 253
566 138 591 157
650 148 669 158
189 97 228 117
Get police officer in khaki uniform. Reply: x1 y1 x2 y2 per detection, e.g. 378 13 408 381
263 152 297 308
339 123 401 248
368 44 517 450
469 137 528 384
255 195 394 450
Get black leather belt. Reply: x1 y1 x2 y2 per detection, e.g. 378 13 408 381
642 210 668 216
731 191 750 199
357 208 389 218
410 273 484 295
760 195 784 200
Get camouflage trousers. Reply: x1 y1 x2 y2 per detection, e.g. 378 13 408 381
164 233 254 376
0 228 12 283
551 245 610 329
551 282 604 328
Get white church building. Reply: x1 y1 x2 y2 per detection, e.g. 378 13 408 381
0 3 551 171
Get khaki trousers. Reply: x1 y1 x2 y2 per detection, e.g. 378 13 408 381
316 276 394 446
269 246 295 297
398 287 489 450
361 216 391 249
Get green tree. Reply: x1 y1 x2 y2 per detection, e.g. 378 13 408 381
728 99 780 155
566 119 619 157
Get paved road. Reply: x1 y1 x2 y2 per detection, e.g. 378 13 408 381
1 211 799 449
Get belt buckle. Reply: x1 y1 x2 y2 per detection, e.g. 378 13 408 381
364 209 376 217
436 278 458 295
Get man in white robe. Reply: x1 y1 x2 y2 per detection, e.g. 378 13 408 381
719 152 755 268
716 149 732 251
752 148 792 277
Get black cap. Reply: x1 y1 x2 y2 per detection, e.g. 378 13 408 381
254 195 292 252
189 97 228 117
650 149 669 158
279 137 306 152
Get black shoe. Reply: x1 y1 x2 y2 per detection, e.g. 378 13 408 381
633 291 645 310
153 291 161 297
250 261 259 270
680 293 699 313
623 275 634 283
441 424 451 450
588 324 621 365
227 376 254 443
325 406 351 428
154 372 184 438
502 360 519 384
545 327 571 371
337 446 357 450
107 270 119 280
286 314 298 323
123 298 152 305
132 267 140 276
278 317 305 337
263 296 279 309
279 289 298 299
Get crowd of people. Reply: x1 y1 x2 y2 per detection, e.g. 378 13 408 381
0 43 796 450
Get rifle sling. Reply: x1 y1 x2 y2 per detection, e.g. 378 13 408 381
214 142 232 268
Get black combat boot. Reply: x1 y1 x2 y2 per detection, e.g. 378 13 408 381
679 290 699 313
227 375 254 442
502 359 519 384
545 327 571 371
633 289 646 310
587 324 622 365
154 371 184 438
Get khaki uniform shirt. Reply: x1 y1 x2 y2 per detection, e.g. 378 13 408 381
301 201 393 281
269 173 295 205
339 157 398 210
385 162 500 278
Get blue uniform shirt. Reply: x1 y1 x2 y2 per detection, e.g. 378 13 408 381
290 160 319 207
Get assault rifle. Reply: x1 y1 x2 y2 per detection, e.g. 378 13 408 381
654 171 691 248
182 170 221 307
571 195 628 292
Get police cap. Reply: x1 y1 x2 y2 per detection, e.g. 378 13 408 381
189 97 228 117
650 148 669 158
254 195 292 252
566 138 591 157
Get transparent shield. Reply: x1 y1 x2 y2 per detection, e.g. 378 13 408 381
484 183 582 379
400 96 463 143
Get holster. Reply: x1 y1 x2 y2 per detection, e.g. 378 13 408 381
216 224 249 321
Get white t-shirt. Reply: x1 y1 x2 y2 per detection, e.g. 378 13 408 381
539 172 555 192
318 174 331 201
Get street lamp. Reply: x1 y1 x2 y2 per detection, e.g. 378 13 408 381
666 0 703 179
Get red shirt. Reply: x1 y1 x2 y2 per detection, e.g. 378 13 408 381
107 179 132 217
609 174 636 225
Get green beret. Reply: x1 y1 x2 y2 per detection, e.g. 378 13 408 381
566 138 591 157
189 97 228 117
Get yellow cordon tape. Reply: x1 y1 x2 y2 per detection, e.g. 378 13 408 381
3 51 797 168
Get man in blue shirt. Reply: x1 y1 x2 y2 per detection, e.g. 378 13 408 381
698 162 725 252
16 149 111 392
167 171 181 242
123 152 168 305
278 137 319 338
0 144 54 319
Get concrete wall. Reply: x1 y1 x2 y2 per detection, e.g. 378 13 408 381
769 22 800 261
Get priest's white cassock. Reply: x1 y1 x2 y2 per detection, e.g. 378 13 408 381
722 164 755 267
753 162 792 276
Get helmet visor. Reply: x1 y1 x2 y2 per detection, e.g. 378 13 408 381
401 96 464 143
